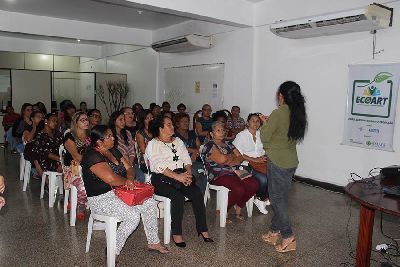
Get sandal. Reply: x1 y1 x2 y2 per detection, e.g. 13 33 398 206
148 244 169 254
262 231 280 246
234 214 245 221
275 237 296 253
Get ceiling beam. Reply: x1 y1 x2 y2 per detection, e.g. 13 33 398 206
120 0 254 27
0 10 153 46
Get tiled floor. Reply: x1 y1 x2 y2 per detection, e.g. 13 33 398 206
1 150 400 267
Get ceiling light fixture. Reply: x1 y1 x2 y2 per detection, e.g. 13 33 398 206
138 10 143 15
77 39 81 42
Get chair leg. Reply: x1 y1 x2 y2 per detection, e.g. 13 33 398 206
22 161 31 192
203 184 210 206
19 155 25 181
70 186 78 227
246 196 254 218
105 218 118 267
40 173 46 199
219 190 229 228
57 175 64 194
63 189 70 214
85 214 94 253
48 174 57 207
163 199 171 245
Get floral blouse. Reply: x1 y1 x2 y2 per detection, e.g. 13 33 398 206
200 140 237 181
32 130 64 172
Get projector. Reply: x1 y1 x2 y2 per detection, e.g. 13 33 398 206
381 165 400 178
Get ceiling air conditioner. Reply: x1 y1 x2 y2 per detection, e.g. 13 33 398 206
151 34 212 53
270 3 393 39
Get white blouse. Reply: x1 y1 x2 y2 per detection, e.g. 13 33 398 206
233 129 265 165
145 137 192 173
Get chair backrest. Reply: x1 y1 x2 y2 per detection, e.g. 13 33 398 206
133 137 141 165
198 145 210 181
59 144 66 169
63 128 71 137
143 140 154 175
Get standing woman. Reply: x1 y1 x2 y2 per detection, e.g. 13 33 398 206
260 81 307 253
63 111 90 220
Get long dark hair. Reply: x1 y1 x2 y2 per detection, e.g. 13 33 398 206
90 125 109 147
109 111 128 146
137 109 152 130
278 81 307 142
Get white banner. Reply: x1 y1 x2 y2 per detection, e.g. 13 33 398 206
343 63 400 151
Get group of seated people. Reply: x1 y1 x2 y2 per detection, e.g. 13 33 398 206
4 100 271 262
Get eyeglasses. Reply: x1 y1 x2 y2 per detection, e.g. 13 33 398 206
102 135 114 140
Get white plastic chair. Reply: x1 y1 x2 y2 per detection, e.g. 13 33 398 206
19 153 25 181
86 212 121 267
200 152 254 227
40 171 63 207
153 195 171 244
60 144 80 226
22 159 32 191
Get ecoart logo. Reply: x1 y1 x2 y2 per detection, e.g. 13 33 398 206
366 140 386 148
352 72 393 118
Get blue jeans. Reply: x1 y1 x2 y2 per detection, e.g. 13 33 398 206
267 160 296 239
134 164 146 183
252 170 268 200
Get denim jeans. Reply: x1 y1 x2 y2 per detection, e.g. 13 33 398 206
134 164 146 183
267 160 296 239
252 170 268 200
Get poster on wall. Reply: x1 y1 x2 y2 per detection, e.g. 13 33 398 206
342 63 400 151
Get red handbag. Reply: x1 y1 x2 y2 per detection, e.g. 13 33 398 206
113 182 154 206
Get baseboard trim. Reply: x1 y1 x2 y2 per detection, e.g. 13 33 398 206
293 175 345 194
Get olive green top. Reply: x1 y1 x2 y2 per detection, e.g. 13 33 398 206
260 104 298 168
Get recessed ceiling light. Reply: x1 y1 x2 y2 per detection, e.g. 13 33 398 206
77 39 81 42
137 10 143 15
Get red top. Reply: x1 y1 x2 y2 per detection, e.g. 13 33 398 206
2 112 20 129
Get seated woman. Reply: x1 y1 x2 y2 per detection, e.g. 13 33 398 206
23 110 45 177
233 113 269 215
174 112 207 194
121 107 137 136
31 113 63 176
12 103 33 153
135 109 153 174
201 121 259 220
146 116 213 247
63 112 90 220
60 103 76 133
109 111 144 183
81 125 167 263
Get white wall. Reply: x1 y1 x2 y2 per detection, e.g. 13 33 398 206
12 70 51 111
80 47 158 109
157 26 255 116
253 1 400 186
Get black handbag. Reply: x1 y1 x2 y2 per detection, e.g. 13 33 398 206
153 168 188 189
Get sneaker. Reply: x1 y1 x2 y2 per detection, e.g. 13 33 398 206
254 198 268 214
